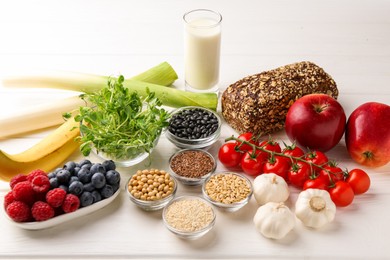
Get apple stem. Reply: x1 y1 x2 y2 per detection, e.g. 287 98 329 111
313 104 329 113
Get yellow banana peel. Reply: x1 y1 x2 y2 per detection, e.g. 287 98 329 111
0 118 80 182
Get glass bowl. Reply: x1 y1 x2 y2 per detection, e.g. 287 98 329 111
202 172 253 212
162 195 216 240
81 125 161 167
165 106 221 149
126 171 177 211
168 149 217 186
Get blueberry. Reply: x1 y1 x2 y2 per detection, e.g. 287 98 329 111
54 167 63 174
111 183 120 193
49 177 59 188
83 183 95 192
91 190 102 203
69 176 79 184
48 172 56 179
59 185 68 193
77 168 93 183
64 161 77 174
90 163 106 174
105 170 120 185
57 169 71 184
100 185 114 199
68 181 84 196
73 166 81 176
78 159 92 167
91 172 106 189
81 164 92 171
102 160 116 171
80 192 93 207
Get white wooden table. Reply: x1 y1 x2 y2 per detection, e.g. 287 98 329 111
0 0 389 259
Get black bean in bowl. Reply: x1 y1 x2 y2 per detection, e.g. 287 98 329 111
166 106 221 149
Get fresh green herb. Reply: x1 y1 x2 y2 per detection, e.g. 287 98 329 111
74 75 170 160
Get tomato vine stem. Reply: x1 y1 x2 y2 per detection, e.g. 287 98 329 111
225 135 339 186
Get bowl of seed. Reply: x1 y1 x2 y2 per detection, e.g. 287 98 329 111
165 106 221 149
162 195 216 240
202 172 253 212
126 169 177 211
169 149 217 186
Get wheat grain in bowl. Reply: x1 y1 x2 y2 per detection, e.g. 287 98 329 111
202 172 253 212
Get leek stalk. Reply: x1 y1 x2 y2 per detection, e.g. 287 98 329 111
3 62 218 110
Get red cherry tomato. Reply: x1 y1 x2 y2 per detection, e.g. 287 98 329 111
218 143 242 168
236 132 258 152
303 177 328 190
259 140 282 154
304 150 329 174
282 144 305 162
318 164 344 187
241 150 266 176
346 169 371 194
262 155 290 181
288 161 311 188
329 181 355 207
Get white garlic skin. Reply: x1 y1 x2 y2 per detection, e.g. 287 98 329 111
295 189 336 229
253 173 289 205
253 202 295 240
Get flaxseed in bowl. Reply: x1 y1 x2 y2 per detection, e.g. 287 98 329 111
169 149 216 186
162 195 216 240
202 172 253 212
126 169 177 211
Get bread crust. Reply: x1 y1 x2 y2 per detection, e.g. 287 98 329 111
221 61 339 135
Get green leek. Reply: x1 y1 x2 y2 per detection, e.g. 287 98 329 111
3 62 218 110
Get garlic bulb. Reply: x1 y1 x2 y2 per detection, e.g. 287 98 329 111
295 189 336 229
253 173 289 205
253 202 295 240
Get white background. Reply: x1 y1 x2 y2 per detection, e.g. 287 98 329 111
0 0 389 259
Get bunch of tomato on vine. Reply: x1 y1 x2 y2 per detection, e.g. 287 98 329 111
218 132 371 207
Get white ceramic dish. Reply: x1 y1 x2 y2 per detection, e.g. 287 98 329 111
5 189 120 230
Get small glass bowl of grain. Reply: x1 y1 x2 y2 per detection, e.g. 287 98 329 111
168 149 217 186
162 195 216 240
126 169 177 211
165 106 221 149
202 172 253 212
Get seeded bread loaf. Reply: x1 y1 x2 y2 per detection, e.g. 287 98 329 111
221 61 338 136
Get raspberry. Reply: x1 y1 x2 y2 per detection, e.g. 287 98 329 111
31 201 55 221
26 169 47 182
4 191 15 209
6 201 31 222
46 188 67 208
9 174 27 189
62 194 80 213
12 181 35 205
31 175 50 193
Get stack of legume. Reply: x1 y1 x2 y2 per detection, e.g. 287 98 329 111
170 150 215 178
168 108 219 139
128 169 175 201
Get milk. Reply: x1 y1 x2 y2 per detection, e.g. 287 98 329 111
184 11 222 92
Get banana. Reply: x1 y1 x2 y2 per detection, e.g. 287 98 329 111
0 118 80 182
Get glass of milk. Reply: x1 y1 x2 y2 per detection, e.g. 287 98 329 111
183 9 222 93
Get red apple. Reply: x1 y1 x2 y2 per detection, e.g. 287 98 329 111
345 102 390 167
285 94 346 152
